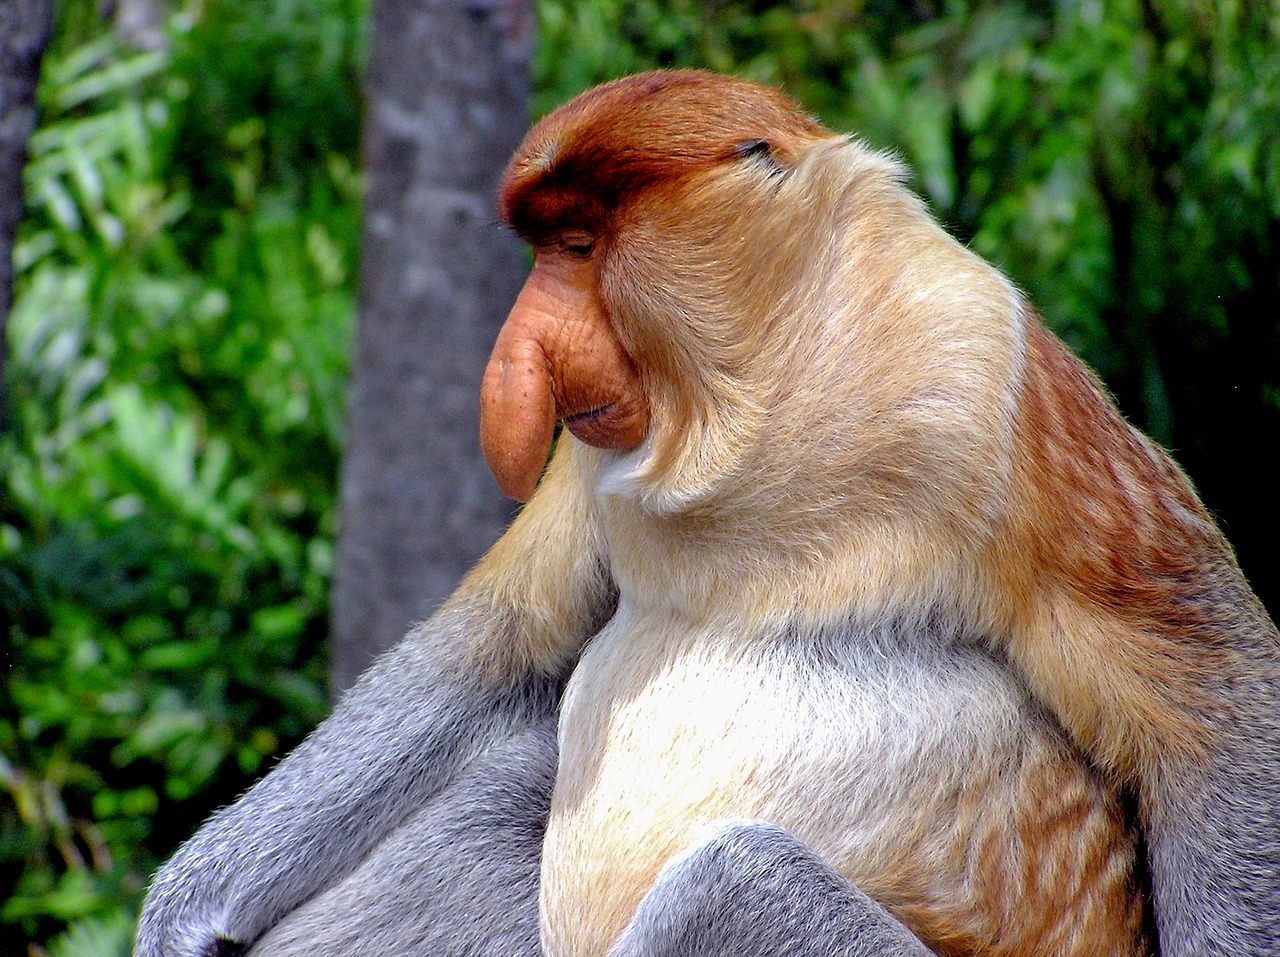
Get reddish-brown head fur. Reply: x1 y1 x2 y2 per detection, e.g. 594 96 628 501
498 70 827 246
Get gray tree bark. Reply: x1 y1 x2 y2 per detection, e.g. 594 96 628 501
0 0 55 423
330 0 532 694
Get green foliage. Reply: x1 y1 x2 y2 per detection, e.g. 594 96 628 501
43 911 133 957
4 0 1276 952
3 0 365 950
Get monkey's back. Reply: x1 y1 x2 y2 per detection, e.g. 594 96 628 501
541 609 1151 957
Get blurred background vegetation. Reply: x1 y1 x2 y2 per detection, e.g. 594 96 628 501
2 0 1277 953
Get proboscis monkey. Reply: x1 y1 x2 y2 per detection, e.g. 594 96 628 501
136 71 1278 957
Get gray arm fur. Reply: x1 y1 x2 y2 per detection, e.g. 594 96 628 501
1145 584 1280 956
248 718 557 957
1150 744 1280 956
611 822 934 957
133 601 568 957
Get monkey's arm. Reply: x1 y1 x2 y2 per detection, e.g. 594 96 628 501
610 822 933 957
134 443 611 957
245 718 557 957
1001 324 1280 957
1018 549 1280 957
1141 588 1280 956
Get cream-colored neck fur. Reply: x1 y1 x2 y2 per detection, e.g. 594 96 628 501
588 139 1027 631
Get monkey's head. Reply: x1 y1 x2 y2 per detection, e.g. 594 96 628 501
481 71 839 502
483 71 1020 540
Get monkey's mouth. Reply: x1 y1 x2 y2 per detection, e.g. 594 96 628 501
560 401 647 451
563 403 616 426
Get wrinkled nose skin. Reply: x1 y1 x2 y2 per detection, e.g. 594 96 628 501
480 253 649 501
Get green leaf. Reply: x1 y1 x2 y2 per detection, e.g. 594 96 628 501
46 910 135 957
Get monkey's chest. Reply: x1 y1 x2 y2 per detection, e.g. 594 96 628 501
540 621 1018 956
538 617 1147 957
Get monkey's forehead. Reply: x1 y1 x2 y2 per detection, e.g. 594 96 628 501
498 70 829 240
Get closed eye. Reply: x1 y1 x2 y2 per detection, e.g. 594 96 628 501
559 231 596 256
734 139 784 179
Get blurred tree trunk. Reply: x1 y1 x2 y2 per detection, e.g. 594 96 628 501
330 0 531 694
0 0 54 423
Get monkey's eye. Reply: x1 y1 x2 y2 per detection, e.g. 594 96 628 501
558 231 596 257
733 139 784 178
734 139 773 160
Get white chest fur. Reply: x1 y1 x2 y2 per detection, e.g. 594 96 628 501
538 604 1044 957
